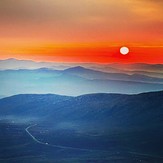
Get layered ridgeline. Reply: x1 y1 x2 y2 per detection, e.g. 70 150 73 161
0 91 163 162
0 91 162 127
0 66 163 97
0 59 163 77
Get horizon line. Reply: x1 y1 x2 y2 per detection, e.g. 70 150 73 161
1 57 163 65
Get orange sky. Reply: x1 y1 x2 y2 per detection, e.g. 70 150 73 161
0 0 162 63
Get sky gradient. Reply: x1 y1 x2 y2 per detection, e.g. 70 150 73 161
0 0 163 63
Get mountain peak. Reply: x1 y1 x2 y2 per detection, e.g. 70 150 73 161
1 58 18 61
64 66 89 72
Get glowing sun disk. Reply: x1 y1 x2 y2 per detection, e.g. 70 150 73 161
120 47 129 55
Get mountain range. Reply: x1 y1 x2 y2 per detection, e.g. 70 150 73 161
1 91 162 127
0 58 163 78
0 91 163 162
0 65 163 97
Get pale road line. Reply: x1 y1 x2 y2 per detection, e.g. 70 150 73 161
25 124 163 159
25 124 92 151
128 152 163 159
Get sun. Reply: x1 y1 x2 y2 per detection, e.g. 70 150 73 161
120 47 129 55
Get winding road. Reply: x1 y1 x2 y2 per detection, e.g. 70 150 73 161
25 124 163 159
25 124 92 151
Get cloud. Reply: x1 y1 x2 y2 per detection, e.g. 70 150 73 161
0 0 162 43
0 0 132 23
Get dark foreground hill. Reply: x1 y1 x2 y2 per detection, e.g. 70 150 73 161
0 91 163 162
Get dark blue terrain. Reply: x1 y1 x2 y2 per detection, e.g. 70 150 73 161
0 91 163 162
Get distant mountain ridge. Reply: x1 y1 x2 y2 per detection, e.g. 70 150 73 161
63 66 163 83
0 91 162 127
0 66 163 97
1 66 163 83
0 58 163 75
0 58 163 97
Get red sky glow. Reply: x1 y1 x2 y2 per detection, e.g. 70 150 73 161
0 0 162 63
